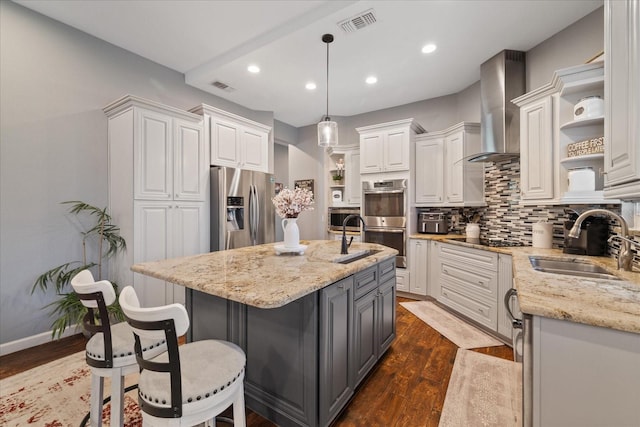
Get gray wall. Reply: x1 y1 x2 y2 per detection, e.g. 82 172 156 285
0 1 273 347
526 7 604 90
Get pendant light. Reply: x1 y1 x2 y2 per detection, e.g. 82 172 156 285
318 34 338 147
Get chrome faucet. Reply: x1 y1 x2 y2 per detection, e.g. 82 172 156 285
568 209 633 271
341 214 366 255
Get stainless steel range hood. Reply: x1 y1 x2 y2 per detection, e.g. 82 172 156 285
468 50 526 163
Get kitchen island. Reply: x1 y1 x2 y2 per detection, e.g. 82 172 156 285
131 240 398 427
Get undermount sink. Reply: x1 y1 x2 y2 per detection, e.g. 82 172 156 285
333 249 382 264
529 256 621 280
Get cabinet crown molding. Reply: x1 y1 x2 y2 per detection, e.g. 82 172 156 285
415 121 480 140
512 62 604 106
190 103 272 132
103 94 202 121
355 118 425 134
327 144 359 155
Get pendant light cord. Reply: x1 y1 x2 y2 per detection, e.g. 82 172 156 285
326 38 330 120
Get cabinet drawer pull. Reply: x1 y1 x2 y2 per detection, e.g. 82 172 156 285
338 284 345 289
478 281 484 285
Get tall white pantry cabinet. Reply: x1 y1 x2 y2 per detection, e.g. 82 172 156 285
104 95 209 308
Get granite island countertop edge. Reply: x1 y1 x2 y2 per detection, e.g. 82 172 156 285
131 240 398 309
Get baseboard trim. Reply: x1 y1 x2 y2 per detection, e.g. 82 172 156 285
0 324 80 356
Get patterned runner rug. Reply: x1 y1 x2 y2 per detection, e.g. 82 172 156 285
0 350 141 426
400 301 503 349
439 349 522 427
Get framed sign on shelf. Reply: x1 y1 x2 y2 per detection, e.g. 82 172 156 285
294 179 315 198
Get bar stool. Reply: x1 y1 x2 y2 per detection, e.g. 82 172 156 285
71 270 167 426
118 286 247 426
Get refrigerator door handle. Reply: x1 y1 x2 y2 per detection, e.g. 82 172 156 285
253 184 260 243
249 185 257 245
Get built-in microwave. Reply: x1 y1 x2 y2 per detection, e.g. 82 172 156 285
328 207 361 232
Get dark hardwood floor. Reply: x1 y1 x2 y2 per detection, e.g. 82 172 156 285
0 297 513 426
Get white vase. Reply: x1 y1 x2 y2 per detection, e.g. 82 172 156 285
282 217 300 248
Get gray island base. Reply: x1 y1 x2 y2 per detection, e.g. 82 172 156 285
131 240 398 427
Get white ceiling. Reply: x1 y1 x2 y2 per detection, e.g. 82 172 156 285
16 0 602 127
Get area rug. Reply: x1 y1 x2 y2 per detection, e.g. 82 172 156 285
439 349 522 427
400 301 503 349
0 350 142 426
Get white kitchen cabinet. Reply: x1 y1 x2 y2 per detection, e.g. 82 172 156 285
104 95 209 307
191 104 272 173
407 239 428 296
414 122 484 207
133 202 208 307
414 137 444 204
514 61 619 205
604 0 640 200
134 109 207 201
519 95 556 202
357 119 424 174
431 242 515 340
531 315 640 427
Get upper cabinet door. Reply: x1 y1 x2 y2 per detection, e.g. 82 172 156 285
360 133 384 173
444 131 464 203
520 96 555 201
174 119 205 201
211 117 241 168
383 129 410 171
415 138 444 204
241 127 269 172
604 0 640 198
135 109 173 200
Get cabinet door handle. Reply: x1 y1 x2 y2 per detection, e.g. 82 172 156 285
175 194 180 198
337 284 345 289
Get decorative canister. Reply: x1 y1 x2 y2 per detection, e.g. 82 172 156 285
465 223 480 239
573 96 604 120
532 222 553 248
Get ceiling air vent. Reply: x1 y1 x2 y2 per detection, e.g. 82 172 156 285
338 9 377 33
211 80 236 92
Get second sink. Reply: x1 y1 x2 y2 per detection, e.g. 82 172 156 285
529 256 621 280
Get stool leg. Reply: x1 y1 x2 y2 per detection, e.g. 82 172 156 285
110 369 124 427
232 387 246 427
90 373 104 427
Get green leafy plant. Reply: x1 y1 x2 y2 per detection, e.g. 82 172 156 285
31 201 127 338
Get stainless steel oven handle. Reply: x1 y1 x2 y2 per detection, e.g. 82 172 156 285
504 288 522 329
366 227 405 233
363 189 405 194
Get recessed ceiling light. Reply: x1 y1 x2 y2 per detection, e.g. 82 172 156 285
247 65 260 73
421 43 437 54
305 82 317 90
365 76 378 85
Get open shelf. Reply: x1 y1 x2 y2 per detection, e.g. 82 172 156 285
560 153 604 165
560 116 604 130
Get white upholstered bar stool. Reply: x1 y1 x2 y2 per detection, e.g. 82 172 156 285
71 270 167 426
118 286 247 427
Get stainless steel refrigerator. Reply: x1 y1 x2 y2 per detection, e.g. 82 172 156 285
210 166 276 251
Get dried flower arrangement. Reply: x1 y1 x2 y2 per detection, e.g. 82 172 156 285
272 187 314 218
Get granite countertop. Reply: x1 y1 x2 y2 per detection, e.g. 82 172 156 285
410 234 640 334
131 240 397 309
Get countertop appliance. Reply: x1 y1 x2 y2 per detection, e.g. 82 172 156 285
563 213 608 255
328 207 361 232
210 166 275 251
418 212 448 234
362 179 407 268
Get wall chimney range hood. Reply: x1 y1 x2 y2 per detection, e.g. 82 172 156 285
468 50 526 163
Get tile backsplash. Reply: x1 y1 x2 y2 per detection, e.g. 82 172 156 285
419 158 639 269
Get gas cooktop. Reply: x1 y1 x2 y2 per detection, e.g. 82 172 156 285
448 237 525 248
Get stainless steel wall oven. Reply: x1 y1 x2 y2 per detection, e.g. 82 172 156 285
362 179 407 267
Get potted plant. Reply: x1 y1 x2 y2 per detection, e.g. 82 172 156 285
31 201 127 338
